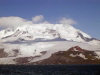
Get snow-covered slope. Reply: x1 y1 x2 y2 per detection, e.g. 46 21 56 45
0 41 100 64
0 24 99 45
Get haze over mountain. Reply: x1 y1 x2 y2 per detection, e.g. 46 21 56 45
0 0 100 39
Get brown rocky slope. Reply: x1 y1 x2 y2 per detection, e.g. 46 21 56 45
30 46 100 65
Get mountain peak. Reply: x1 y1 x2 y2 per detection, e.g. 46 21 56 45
0 24 99 45
68 46 86 52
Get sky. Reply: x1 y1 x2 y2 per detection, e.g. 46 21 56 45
0 0 100 39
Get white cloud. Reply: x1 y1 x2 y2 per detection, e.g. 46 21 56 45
32 15 44 23
32 15 50 24
0 15 50 28
0 16 32 28
0 15 76 29
58 17 76 25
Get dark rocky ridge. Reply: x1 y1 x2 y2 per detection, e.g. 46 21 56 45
0 48 8 58
77 32 100 42
31 46 100 65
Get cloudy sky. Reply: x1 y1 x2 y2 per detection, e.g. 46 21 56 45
0 0 100 39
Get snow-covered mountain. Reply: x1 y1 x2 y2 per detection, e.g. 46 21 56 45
0 24 99 45
0 24 100 64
